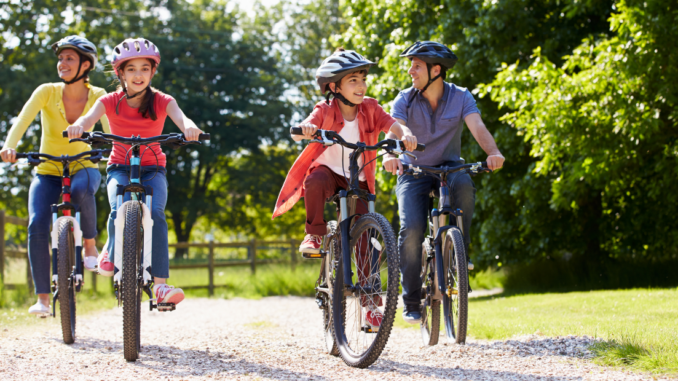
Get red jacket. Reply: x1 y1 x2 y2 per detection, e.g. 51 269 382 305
272 97 396 219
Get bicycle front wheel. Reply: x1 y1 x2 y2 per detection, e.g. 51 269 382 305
57 219 76 344
321 221 340 356
122 203 143 361
442 227 468 344
332 213 399 368
420 240 440 346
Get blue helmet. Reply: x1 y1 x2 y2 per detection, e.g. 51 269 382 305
400 41 458 70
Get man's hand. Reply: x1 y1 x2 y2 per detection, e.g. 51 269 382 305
487 154 505 171
299 123 318 140
0 148 17 163
66 124 85 140
401 134 417 152
383 154 404 176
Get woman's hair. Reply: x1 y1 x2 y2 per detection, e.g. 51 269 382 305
116 58 158 120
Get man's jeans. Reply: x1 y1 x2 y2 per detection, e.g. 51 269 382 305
28 169 101 294
105 165 170 279
396 161 475 307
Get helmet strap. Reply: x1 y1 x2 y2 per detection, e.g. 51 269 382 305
406 67 442 109
116 79 150 115
329 90 357 107
62 54 89 85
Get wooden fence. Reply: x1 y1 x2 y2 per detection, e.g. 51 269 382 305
1 210 299 296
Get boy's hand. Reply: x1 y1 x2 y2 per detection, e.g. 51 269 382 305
383 154 404 176
299 123 318 139
0 148 17 163
402 134 417 152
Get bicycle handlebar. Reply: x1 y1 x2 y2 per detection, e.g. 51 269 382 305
15 149 111 165
402 162 492 176
290 127 425 152
62 131 210 146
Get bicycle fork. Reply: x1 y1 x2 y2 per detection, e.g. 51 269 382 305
338 191 376 294
50 212 83 317
432 185 465 296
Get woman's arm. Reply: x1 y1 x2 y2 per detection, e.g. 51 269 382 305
66 100 106 139
166 99 203 141
1 85 49 163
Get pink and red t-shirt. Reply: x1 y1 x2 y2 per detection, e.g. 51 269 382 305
99 90 175 167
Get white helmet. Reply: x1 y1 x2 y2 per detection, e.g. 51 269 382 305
316 50 376 93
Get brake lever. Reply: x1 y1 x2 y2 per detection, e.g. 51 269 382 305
390 140 417 160
320 130 334 146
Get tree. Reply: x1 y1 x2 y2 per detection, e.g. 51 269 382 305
480 0 678 264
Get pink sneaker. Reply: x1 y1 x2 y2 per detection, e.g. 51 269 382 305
299 234 322 254
97 251 114 277
364 305 383 331
154 284 184 305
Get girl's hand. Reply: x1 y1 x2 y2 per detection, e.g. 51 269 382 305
184 126 203 141
66 124 85 140
299 123 318 140
0 148 17 163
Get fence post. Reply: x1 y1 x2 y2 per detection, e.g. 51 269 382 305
290 238 296 271
0 210 5 286
208 240 214 296
250 238 256 274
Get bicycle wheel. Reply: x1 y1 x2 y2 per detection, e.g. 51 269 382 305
320 221 340 356
57 219 76 344
122 203 143 361
442 227 468 344
332 213 399 368
420 240 440 346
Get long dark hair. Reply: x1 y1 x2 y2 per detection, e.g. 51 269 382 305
116 59 158 120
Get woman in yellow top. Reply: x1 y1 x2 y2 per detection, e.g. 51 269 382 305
0 36 110 315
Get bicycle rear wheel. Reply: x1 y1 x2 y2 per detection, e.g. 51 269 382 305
420 240 440 346
57 220 76 344
442 227 468 344
320 221 340 356
332 213 399 368
122 203 143 361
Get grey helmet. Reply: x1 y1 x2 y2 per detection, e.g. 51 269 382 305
51 35 98 84
399 41 457 70
316 50 376 94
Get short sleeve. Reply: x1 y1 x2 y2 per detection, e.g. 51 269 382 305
461 90 480 119
373 102 397 133
98 93 118 115
391 91 409 123
155 92 175 113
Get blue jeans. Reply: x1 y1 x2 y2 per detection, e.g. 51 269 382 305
28 169 101 294
395 161 476 307
105 165 170 279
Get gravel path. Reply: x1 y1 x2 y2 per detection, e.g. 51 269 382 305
0 296 667 380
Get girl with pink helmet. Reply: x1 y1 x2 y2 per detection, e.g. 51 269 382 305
66 37 204 307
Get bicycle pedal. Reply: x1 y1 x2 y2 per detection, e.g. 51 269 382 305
150 300 176 312
302 250 326 259
361 325 378 333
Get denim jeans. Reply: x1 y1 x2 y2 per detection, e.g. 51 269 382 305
28 168 101 294
395 161 475 307
104 165 170 279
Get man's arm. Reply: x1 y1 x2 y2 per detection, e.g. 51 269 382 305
464 113 504 170
383 117 409 175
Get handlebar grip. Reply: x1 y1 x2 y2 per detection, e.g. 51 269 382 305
290 127 303 136
198 133 210 141
15 153 28 159
62 131 91 138
415 143 425 152
481 161 489 169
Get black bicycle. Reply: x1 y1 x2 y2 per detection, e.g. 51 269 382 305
401 162 491 345
291 127 424 368
15 149 110 343
64 131 209 361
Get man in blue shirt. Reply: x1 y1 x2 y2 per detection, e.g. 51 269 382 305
384 41 505 323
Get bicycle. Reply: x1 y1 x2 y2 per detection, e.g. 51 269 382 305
400 162 491 346
14 149 110 343
64 131 209 361
291 126 424 368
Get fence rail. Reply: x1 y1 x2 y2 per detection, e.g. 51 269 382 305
1 210 300 296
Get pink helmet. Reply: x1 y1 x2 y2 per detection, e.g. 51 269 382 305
112 38 161 75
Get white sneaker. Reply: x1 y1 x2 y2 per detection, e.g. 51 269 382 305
28 301 50 316
84 256 98 272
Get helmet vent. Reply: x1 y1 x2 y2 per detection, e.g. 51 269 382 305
134 41 141 52
122 42 130 51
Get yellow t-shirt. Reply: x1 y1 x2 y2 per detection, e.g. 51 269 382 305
2 82 110 176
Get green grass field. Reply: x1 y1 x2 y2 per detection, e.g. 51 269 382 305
394 288 678 375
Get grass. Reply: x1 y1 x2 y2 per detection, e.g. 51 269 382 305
395 288 678 375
